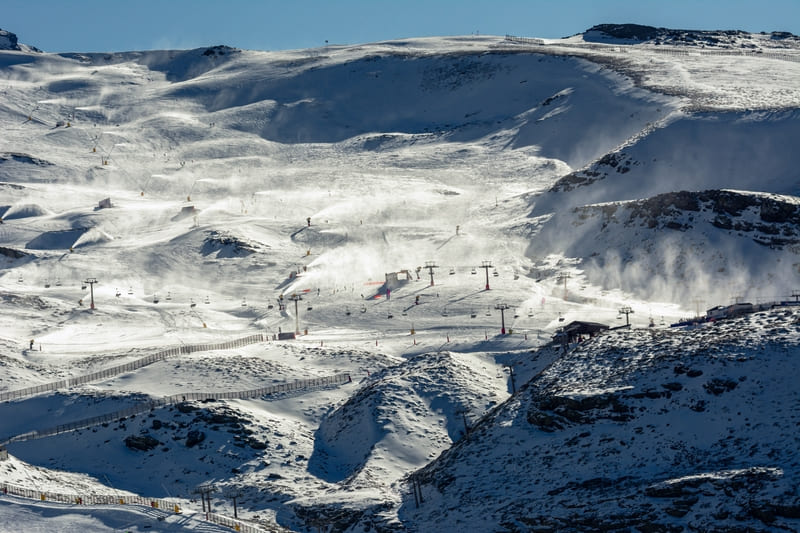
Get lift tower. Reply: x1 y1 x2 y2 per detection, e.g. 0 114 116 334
495 303 510 334
288 293 303 335
480 260 493 290
424 261 438 286
83 278 98 310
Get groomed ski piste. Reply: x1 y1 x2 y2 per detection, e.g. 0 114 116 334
1 26 800 531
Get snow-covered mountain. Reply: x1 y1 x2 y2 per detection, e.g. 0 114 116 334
1 24 799 532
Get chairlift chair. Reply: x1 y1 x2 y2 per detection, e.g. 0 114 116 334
449 267 455 275
44 279 50 288
81 283 87 290
55 278 62 286
128 287 133 295
204 296 210 304
493 269 499 277
190 298 196 308
470 309 477 318
153 294 159 304
115 288 121 297
166 292 172 301
471 267 477 275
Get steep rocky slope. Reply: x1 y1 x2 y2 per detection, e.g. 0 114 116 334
398 307 800 532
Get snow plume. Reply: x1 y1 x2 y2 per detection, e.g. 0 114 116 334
581 236 776 307
529 190 800 308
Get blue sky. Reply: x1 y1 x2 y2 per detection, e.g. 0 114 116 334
5 0 800 53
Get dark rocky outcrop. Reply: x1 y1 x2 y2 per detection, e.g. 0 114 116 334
124 434 160 451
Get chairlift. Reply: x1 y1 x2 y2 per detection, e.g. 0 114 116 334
153 294 159 304
527 309 533 318
127 287 133 295
493 269 499 277
190 298 196 308
449 267 455 275
115 288 121 297
242 298 248 307
485 306 492 316
387 312 393 319
470 309 477 318
81 283 87 290
17 275 23 283
471 267 477 275
514 310 520 318
307 305 313 311
402 310 407 316
442 307 449 317
55 278 62 286
44 279 51 288
345 307 351 316
558 314 565 322
204 296 210 304
166 292 172 301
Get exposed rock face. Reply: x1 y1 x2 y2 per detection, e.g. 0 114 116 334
201 230 261 257
185 430 205 448
585 23 800 48
124 434 160 451
0 29 19 51
571 189 800 248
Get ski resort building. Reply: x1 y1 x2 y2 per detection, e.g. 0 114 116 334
554 321 609 344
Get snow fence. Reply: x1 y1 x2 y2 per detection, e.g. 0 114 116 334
0 333 265 402
1 373 351 446
0 480 181 512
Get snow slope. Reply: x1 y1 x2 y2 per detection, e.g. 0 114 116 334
0 25 799 532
